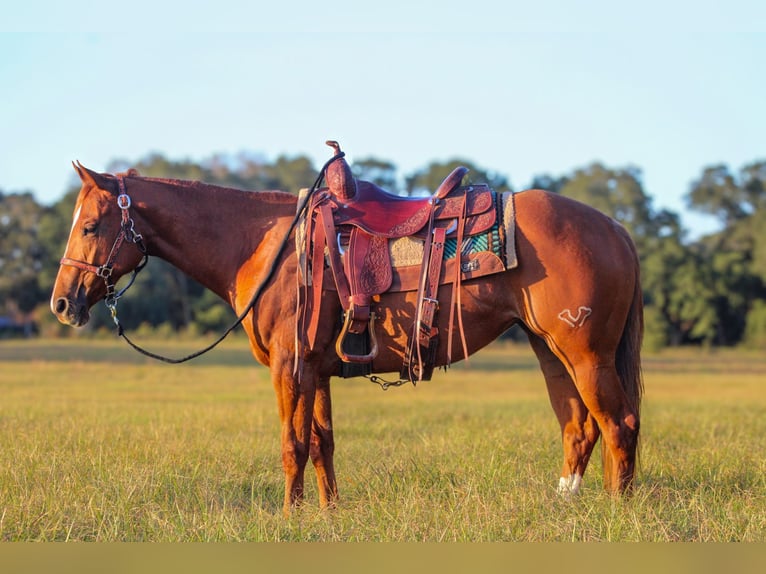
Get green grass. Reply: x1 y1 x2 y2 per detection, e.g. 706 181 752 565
0 338 764 541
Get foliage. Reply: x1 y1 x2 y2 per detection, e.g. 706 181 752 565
686 161 766 226
685 161 766 344
0 191 48 316
2 150 765 349
744 299 766 349
405 159 512 196
352 157 400 194
557 163 653 240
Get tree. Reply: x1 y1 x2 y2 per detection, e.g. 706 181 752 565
686 163 765 226
20 148 766 348
352 157 400 194
0 190 48 317
736 161 766 283
527 173 567 194
557 163 654 242
685 160 766 345
109 153 206 183
743 299 766 349
405 160 512 197
641 219 719 346
203 151 274 191
264 155 317 194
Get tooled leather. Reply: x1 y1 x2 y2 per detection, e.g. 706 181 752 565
358 235 392 295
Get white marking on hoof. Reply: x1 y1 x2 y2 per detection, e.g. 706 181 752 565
558 307 592 328
558 473 582 496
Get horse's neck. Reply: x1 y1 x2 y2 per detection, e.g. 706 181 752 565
134 178 294 303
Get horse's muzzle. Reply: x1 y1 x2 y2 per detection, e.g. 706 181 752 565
51 296 90 327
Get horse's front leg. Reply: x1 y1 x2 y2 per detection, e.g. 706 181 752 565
310 376 338 509
271 360 317 516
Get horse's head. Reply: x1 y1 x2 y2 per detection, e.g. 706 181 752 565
50 163 146 327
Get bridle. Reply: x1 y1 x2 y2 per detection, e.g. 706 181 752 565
59 175 148 321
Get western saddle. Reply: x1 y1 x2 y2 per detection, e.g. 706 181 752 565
298 141 500 382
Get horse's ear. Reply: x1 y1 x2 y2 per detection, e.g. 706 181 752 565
72 161 85 181
72 161 117 193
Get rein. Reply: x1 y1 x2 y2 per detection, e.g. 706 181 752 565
64 154 343 364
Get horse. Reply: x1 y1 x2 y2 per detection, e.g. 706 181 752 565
50 162 643 515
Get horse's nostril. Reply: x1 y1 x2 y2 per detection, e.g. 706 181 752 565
55 297 69 314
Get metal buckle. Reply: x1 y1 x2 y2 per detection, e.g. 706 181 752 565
461 259 480 272
96 265 113 279
117 194 131 209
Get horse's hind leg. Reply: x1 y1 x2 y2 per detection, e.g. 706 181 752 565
526 332 600 495
569 357 639 493
310 376 339 509
525 314 639 492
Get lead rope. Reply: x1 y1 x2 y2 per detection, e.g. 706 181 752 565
112 152 344 364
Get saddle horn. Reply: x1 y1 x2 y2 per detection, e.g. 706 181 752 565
325 140 357 201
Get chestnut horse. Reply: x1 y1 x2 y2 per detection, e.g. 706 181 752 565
51 163 643 514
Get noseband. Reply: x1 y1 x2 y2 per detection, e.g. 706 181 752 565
60 175 148 318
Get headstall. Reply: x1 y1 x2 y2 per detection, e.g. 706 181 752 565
60 176 148 321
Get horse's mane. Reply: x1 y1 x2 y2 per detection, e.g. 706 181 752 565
117 169 297 204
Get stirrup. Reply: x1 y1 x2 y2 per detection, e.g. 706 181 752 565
336 311 379 363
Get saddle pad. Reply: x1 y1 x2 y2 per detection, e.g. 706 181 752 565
389 191 518 269
501 192 518 269
389 227 500 267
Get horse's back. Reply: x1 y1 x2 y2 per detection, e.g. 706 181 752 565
514 188 638 277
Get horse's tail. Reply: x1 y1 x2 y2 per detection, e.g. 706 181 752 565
602 232 644 487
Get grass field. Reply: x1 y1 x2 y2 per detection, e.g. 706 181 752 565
0 336 764 541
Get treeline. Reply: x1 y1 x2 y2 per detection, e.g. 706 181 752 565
1 151 765 349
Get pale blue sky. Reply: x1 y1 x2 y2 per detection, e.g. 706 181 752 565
2 1 765 237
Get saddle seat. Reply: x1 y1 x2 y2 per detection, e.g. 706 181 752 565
328 176 495 239
328 167 468 238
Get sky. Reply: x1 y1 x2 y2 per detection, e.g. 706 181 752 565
2 1 765 238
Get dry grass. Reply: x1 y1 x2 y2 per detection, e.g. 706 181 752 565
0 338 764 541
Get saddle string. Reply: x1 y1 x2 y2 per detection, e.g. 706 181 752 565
412 206 438 381
446 193 470 364
114 151 346 364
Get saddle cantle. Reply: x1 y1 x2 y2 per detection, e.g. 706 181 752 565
297 141 507 383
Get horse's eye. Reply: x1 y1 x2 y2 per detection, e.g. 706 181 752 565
82 223 98 236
